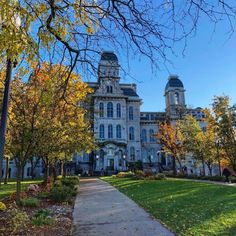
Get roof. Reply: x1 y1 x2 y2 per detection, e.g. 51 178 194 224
101 51 118 62
165 76 184 90
121 88 139 97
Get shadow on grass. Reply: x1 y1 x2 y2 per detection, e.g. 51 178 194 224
102 177 236 236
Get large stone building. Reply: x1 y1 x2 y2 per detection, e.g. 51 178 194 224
76 51 208 175
1 51 211 179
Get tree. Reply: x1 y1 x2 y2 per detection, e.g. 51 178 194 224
211 96 236 172
6 63 95 203
156 121 186 175
0 0 236 71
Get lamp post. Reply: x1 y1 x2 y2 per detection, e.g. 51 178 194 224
96 155 99 171
216 140 221 176
123 154 126 170
0 13 21 185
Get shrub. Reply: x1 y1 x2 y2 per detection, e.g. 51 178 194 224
116 171 135 178
162 170 174 177
37 191 49 199
32 209 54 226
50 185 76 202
135 170 145 177
0 202 6 211
144 170 155 178
10 191 27 201
7 203 30 232
59 176 80 188
155 173 166 180
20 197 40 207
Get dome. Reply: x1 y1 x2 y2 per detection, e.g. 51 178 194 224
100 51 118 62
165 75 184 90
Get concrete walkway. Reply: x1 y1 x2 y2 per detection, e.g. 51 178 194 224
73 178 175 236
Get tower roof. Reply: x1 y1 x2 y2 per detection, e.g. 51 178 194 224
165 75 184 90
100 51 118 62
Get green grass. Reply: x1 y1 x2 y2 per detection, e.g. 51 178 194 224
0 179 42 200
102 177 236 236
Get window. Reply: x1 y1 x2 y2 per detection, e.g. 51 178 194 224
141 129 147 142
99 124 105 138
174 92 179 105
130 147 135 161
108 124 113 138
149 129 155 142
116 125 121 139
27 167 31 177
99 102 104 117
107 102 113 117
129 127 134 140
107 85 113 93
117 103 121 118
129 106 134 120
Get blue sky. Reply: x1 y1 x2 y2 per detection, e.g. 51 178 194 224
117 19 236 112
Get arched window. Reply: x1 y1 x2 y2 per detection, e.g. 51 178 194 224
141 129 147 142
107 85 113 93
129 106 134 120
99 102 104 117
107 102 113 117
130 147 135 161
99 124 105 138
116 103 121 118
116 125 121 139
129 127 134 140
149 129 155 142
174 92 179 105
108 124 113 138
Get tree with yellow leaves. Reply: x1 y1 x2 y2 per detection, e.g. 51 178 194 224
156 121 186 176
6 63 95 203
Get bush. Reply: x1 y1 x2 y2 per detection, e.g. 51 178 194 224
0 201 6 211
134 170 145 179
162 170 174 177
37 191 49 199
7 203 30 232
144 170 155 178
50 185 76 202
155 173 166 180
20 197 40 207
116 171 135 178
32 209 54 226
10 191 27 201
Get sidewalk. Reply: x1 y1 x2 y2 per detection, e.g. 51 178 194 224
73 178 175 236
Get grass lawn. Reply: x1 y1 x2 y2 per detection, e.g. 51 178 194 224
0 179 42 200
102 177 236 236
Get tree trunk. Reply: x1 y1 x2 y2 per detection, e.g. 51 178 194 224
172 157 176 176
4 158 9 184
16 165 22 205
61 161 65 177
201 159 206 176
51 165 57 182
176 157 185 176
21 166 25 180
43 162 49 184
207 164 212 176
218 159 221 176
30 159 35 179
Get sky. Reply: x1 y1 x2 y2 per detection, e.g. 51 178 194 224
116 19 236 112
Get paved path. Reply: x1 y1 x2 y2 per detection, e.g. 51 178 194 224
73 178 175 236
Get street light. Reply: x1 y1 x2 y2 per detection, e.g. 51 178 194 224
0 12 21 184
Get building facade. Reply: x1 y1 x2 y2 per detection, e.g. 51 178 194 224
1 51 214 179
76 51 209 175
